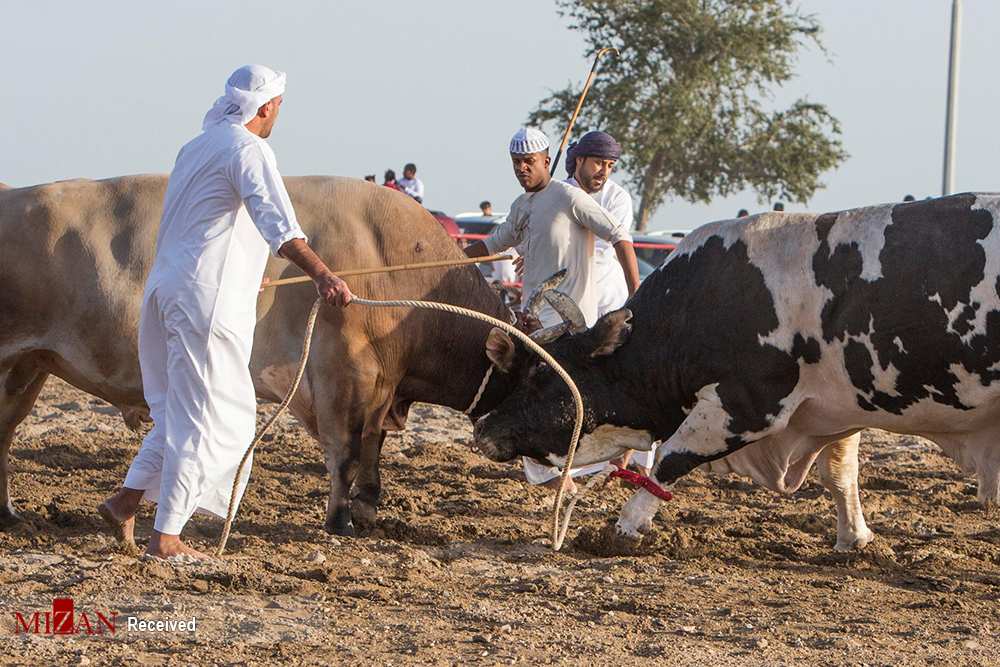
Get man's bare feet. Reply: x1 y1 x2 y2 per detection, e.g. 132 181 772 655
542 476 578 494
98 488 143 553
146 531 211 561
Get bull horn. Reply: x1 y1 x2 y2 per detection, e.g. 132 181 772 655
530 321 571 344
543 290 587 333
524 269 568 318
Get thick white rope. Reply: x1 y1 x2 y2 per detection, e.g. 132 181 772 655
215 296 586 556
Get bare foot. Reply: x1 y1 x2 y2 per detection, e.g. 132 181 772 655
542 476 578 495
146 531 211 561
97 489 142 553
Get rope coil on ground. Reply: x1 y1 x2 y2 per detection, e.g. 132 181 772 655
216 295 586 557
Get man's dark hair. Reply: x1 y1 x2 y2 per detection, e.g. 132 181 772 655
384 169 396 182
772 201 785 211
364 174 376 182
737 209 749 217
404 163 417 173
902 194 915 202
480 200 491 209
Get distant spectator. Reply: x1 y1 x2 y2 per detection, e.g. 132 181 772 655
737 208 749 218
903 194 915 202
398 163 424 203
480 200 493 216
773 201 785 212
364 174 376 183
383 169 402 191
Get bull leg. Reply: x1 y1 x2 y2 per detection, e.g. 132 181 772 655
351 430 387 532
617 385 791 538
0 359 49 529
319 422 362 537
977 455 1000 508
817 433 874 551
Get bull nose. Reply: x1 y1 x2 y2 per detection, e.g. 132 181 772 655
472 418 510 462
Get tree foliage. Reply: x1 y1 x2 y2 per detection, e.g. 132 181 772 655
530 0 848 230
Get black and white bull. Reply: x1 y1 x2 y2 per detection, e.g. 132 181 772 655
472 193 1000 549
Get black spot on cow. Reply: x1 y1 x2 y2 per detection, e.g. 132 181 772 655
792 333 821 364
595 234 803 484
843 340 875 399
813 193 997 413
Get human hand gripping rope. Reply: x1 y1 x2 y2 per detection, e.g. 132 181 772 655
215 255 671 556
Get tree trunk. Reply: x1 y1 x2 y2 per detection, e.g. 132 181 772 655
634 152 665 232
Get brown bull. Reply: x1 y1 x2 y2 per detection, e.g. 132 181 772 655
0 175 516 536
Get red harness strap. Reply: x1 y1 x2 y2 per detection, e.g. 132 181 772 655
609 467 674 501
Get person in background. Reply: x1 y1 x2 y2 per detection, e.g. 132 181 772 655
903 194 916 202
364 174 376 183
773 201 785 212
383 169 402 191
398 163 424 203
737 208 749 218
480 200 493 216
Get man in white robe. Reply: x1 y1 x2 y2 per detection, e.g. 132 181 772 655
99 65 353 560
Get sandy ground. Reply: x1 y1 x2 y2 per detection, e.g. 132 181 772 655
1 378 999 665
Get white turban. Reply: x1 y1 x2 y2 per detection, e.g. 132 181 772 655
202 64 287 130
509 127 550 155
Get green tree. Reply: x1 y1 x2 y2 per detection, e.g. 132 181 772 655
530 0 848 231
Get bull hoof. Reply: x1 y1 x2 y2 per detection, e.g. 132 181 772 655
325 507 355 537
351 501 378 532
834 527 875 552
0 502 22 531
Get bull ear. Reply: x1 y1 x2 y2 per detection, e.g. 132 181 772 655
583 309 633 357
485 328 516 372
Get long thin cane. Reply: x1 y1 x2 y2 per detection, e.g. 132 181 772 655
550 47 619 176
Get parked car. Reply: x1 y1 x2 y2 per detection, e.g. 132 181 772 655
632 232 679 269
427 209 462 242
453 213 505 241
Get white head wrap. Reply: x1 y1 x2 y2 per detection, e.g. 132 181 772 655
509 127 550 155
202 64 287 130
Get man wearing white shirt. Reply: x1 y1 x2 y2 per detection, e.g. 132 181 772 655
563 131 633 316
98 65 353 560
563 130 657 476
398 163 424 204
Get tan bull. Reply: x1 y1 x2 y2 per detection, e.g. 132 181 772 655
0 175 516 536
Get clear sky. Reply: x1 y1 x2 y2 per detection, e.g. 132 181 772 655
2 1 995 231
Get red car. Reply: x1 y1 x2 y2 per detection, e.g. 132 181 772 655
427 209 462 241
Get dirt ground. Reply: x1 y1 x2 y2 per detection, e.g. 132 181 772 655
1 378 999 666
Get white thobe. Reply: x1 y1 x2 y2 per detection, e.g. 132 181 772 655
567 177 633 316
123 122 305 534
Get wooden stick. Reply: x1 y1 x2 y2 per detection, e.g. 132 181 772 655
550 46 619 177
262 254 513 289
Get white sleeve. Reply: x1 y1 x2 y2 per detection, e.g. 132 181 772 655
604 188 634 242
483 201 525 254
229 142 307 256
569 187 629 245
413 178 425 200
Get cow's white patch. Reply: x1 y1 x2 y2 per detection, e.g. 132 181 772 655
546 425 653 468
893 336 907 355
823 204 894 281
947 362 1000 409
